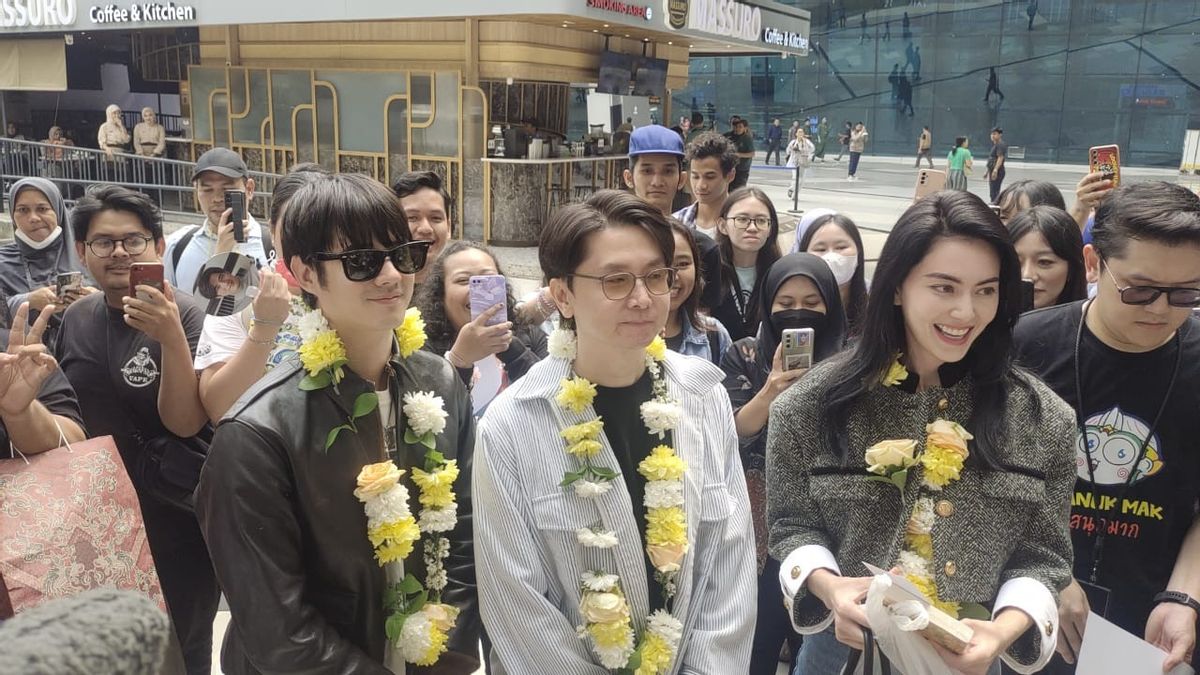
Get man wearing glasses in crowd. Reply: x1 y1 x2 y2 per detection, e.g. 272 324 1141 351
56 185 217 675
1014 181 1200 673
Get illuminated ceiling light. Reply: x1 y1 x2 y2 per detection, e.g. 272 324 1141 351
625 34 631 38
603 23 610 27
563 20 575 24
593 29 599 32
668 41 673 45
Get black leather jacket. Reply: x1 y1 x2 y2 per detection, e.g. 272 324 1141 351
196 350 480 675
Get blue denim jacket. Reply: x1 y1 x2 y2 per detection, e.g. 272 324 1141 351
673 314 733 364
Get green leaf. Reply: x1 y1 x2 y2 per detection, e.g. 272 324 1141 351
299 371 331 390
419 431 436 450
324 424 352 450
890 469 909 491
865 474 903 491
959 602 991 621
404 427 421 445
383 584 403 612
385 613 406 642
352 391 379 418
589 466 619 480
560 468 588 488
399 573 423 595
425 449 447 466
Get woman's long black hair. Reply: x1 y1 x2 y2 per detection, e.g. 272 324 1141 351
798 213 869 336
1006 205 1088 307
820 190 1031 469
716 187 782 331
414 240 523 355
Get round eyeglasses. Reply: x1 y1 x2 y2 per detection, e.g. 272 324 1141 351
569 268 677 301
85 234 154 258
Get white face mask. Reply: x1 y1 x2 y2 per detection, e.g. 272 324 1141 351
821 251 858 286
15 224 62 251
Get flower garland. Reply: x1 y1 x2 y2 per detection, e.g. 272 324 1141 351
551 328 688 674
869 355 976 619
299 303 461 666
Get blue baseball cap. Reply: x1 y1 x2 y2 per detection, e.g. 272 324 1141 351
628 125 685 157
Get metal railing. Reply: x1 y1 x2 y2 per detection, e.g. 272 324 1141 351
0 138 279 220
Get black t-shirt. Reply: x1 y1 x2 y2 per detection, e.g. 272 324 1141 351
989 141 1008 171
0 330 84 459
55 292 208 474
725 130 755 174
592 371 668 612
664 332 686 354
1013 301 1200 635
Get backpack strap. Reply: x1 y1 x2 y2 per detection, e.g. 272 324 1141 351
259 219 274 258
170 225 200 273
707 329 722 364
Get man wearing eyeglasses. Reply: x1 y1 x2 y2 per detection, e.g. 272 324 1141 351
1014 181 1200 674
56 184 217 675
195 173 480 674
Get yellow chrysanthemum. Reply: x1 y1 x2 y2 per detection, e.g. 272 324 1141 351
416 481 456 510
557 377 598 414
645 336 667 362
588 619 632 650
638 445 687 482
903 572 961 619
882 356 909 387
645 506 688 546
374 529 420 565
567 439 603 459
298 330 346 377
634 632 674 675
396 307 428 358
921 445 966 489
562 419 604 444
368 516 421 549
411 461 460 492
904 531 934 560
412 624 450 666
933 598 961 619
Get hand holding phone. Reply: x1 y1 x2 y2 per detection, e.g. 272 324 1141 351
914 169 947 202
1088 145 1121 188
469 275 509 326
129 262 164 300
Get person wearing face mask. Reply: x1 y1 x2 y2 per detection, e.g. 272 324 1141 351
721 252 846 674
1007 206 1087 311
797 213 869 336
0 178 95 347
195 164 327 422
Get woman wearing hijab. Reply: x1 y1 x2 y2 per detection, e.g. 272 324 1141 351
0 178 93 344
720 252 847 674
97 105 130 159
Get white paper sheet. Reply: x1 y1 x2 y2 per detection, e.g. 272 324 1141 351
1077 612 1194 675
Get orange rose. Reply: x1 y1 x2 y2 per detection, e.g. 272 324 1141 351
647 542 688 573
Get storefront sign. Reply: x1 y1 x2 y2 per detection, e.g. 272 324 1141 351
586 0 652 22
665 0 687 29
90 2 196 24
686 0 760 41
0 0 77 28
763 25 807 51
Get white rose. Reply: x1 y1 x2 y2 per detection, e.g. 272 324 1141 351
579 591 630 624
864 439 918 474
403 391 448 437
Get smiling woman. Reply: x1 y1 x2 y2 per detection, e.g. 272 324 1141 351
767 190 1079 675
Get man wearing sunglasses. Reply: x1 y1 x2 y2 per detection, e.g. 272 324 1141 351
1014 181 1200 674
196 173 480 674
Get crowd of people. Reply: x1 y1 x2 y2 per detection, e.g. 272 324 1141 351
0 122 1197 675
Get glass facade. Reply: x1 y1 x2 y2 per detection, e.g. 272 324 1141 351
675 1 1200 167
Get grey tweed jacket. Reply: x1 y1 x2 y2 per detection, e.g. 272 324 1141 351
766 361 1077 668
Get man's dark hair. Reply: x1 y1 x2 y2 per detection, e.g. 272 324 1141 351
71 184 164 244
992 127 1004 134
996 179 1065 217
1092 181 1200 261
392 170 451 215
685 131 738 175
269 164 329 226
282 173 412 307
690 111 704 126
539 189 674 287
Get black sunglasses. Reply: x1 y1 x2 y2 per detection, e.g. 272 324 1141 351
313 240 432 282
1103 260 1200 308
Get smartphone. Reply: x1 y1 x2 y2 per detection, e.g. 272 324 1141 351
129 262 164 300
469 275 509 327
1020 279 1036 313
224 190 247 243
1089 145 1121 187
55 271 82 297
914 169 947 202
781 327 815 371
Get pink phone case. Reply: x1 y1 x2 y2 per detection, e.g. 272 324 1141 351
469 275 508 326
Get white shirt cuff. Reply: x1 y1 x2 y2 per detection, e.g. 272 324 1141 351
993 576 1058 674
778 545 840 635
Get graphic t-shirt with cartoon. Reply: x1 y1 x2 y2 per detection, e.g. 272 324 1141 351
1014 300 1200 635
56 291 209 472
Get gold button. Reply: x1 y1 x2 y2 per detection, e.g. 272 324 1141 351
937 398 950 411
1044 620 1054 638
944 560 957 577
790 566 802 580
936 500 955 518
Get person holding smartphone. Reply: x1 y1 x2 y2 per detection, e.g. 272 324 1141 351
0 178 96 345
769 190 1077 675
720 251 847 674
413 241 547 406
1006 206 1087 312
56 185 216 675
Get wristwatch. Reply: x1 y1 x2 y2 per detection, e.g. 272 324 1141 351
1153 591 1200 614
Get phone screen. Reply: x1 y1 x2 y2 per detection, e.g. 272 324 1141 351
56 271 82 297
